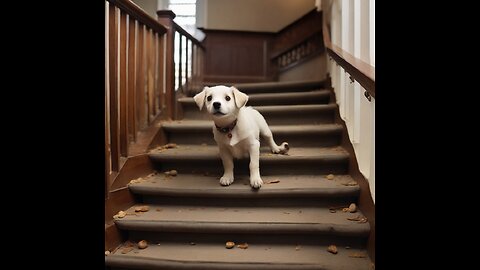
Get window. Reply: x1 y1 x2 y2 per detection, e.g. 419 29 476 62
168 0 196 28
169 0 197 90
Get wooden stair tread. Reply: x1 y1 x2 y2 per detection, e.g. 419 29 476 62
149 145 348 161
106 241 372 269
114 204 370 236
128 174 358 198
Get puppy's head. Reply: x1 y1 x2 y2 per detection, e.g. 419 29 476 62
193 86 248 119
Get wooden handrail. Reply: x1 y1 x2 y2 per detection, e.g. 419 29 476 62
107 0 167 34
106 0 172 197
173 22 205 49
322 20 375 98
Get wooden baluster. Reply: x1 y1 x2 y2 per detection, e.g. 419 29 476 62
157 11 176 119
178 34 183 92
185 39 189 93
199 46 204 84
153 33 159 115
108 4 120 172
136 24 146 130
191 44 196 90
150 31 156 117
146 29 155 123
128 18 137 142
105 1 111 197
158 34 165 112
119 11 128 157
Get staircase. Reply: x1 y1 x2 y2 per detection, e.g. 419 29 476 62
105 79 374 269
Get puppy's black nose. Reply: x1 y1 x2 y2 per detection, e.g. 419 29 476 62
213 102 221 109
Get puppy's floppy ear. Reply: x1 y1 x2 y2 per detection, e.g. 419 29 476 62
231 86 248 108
193 87 209 110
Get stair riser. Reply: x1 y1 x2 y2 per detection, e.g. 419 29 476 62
150 158 349 176
116 221 369 238
181 108 335 124
183 95 330 110
107 260 334 270
140 196 359 208
204 81 326 95
166 130 342 147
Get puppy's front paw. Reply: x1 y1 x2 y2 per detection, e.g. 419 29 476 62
272 142 289 155
220 175 234 186
250 176 263 189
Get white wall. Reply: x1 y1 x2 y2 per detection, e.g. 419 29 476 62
197 0 316 32
325 0 375 203
132 0 159 18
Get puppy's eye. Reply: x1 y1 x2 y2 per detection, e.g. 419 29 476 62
225 96 231 101
207 96 212 102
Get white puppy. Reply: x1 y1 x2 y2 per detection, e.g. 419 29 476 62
193 85 289 189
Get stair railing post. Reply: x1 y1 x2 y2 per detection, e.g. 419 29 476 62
157 10 177 120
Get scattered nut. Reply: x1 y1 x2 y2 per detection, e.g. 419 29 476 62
121 247 134 254
348 203 357 213
327 245 338 254
266 179 280 184
128 177 144 185
358 217 368 223
165 170 178 176
154 143 177 151
237 243 249 249
105 250 110 256
135 206 150 212
349 252 367 258
226 241 235 249
295 245 301 251
146 172 158 178
329 209 337 213
342 208 349 212
113 211 127 219
138 240 148 249
165 143 177 149
190 242 196 245
347 215 368 223
342 181 358 186
326 174 335 180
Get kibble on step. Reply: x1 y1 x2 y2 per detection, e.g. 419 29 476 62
327 245 338 254
113 211 126 219
225 241 235 249
237 243 249 249
137 240 148 249
326 174 335 180
135 206 150 212
348 203 357 213
165 170 178 176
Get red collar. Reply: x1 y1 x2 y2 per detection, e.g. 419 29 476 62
215 119 237 134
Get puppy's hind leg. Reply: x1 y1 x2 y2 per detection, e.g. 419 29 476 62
258 116 289 155
218 145 235 186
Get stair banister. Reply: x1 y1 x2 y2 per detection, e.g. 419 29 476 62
158 11 205 106
322 17 375 98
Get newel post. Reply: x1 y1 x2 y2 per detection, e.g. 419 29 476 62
157 10 176 120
